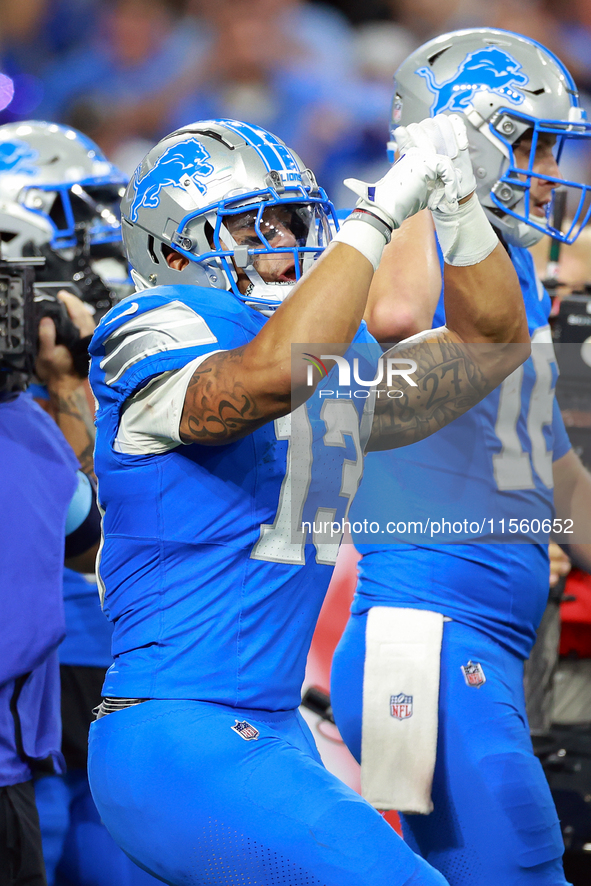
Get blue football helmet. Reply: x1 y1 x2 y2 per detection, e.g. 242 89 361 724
121 119 337 311
390 29 591 247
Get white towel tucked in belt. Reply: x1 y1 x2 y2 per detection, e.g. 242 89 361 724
361 606 445 814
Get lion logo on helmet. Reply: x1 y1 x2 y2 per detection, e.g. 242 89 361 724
128 138 215 223
0 140 39 176
416 47 529 115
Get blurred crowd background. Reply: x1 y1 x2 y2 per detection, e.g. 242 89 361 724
2 0 591 208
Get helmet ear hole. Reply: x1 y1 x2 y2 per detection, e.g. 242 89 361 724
204 220 215 249
148 235 160 264
161 243 175 265
161 244 189 272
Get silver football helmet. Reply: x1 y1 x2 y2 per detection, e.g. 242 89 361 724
0 121 132 313
0 121 126 250
121 119 336 311
390 29 591 247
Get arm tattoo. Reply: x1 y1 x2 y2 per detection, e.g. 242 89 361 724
48 387 96 479
76 441 95 477
53 390 95 435
367 332 495 451
180 347 268 444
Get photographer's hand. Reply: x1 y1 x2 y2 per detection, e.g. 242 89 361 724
55 291 95 338
35 292 96 479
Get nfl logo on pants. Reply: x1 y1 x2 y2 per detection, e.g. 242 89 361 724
231 720 260 740
461 660 486 688
390 693 413 720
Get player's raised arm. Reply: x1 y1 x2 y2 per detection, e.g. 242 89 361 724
552 448 591 569
363 210 442 343
94 121 461 452
366 115 529 451
175 136 460 445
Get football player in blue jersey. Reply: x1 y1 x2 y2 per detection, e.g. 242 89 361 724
86 117 530 886
330 28 591 886
0 265 102 886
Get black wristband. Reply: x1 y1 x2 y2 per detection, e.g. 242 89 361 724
348 209 393 243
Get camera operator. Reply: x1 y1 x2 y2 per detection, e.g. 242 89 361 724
0 262 101 886
0 120 157 885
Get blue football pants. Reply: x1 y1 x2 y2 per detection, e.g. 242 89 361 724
88 699 449 886
330 612 568 886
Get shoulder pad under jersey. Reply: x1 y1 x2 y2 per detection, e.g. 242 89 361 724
89 284 265 400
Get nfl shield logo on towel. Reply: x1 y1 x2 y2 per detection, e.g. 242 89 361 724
231 720 260 740
390 693 413 720
461 660 486 688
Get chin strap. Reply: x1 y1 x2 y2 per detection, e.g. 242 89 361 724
243 279 296 311
515 222 545 248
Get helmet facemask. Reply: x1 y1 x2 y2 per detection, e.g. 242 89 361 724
483 110 591 246
20 178 126 250
167 181 335 313
209 199 332 312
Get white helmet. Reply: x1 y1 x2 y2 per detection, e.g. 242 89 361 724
390 28 591 247
121 119 336 311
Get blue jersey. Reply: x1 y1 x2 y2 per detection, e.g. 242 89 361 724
58 569 113 668
0 394 78 784
89 286 375 711
350 243 572 658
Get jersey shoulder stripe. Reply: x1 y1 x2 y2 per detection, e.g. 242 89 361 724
100 300 218 387
90 285 264 400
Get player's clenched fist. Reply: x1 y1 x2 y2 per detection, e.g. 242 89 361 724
386 112 498 267
331 115 471 271
394 113 477 210
343 143 459 230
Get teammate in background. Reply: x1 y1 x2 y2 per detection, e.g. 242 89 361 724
331 28 591 886
85 116 528 886
0 121 156 885
0 121 131 317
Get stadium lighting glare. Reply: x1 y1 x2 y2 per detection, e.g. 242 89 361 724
0 73 14 112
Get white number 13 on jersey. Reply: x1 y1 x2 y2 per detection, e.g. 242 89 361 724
251 400 364 566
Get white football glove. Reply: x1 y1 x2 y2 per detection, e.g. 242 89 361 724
395 114 477 210
343 146 459 231
394 114 497 265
